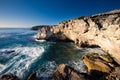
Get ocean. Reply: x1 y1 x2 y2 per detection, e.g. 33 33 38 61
0 28 104 80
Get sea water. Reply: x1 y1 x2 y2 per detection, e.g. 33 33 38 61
0 28 104 80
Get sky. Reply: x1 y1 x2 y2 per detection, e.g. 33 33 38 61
0 0 120 28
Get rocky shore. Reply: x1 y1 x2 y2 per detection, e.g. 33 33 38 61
36 9 120 80
52 53 120 80
36 9 120 65
1 9 120 80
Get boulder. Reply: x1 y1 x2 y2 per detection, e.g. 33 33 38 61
82 53 120 80
0 73 19 80
52 64 91 80
82 53 112 73
82 53 113 80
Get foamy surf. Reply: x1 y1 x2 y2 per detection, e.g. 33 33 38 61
0 46 44 79
35 39 46 42
36 61 57 79
0 64 5 70
0 34 11 38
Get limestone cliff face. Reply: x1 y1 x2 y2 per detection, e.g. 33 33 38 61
36 9 120 65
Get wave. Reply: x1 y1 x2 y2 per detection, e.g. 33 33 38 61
0 64 5 70
32 35 46 42
0 46 44 79
16 31 37 36
36 61 57 79
0 34 11 38
35 39 46 42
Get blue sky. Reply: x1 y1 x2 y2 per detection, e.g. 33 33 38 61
0 0 120 28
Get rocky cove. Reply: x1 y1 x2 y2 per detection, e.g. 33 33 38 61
1 9 120 80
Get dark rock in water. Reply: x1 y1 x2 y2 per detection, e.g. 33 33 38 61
0 73 19 80
0 50 15 55
27 72 36 80
52 64 91 80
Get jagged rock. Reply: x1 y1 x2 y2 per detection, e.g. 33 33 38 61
82 53 120 80
99 54 113 63
105 67 120 80
36 9 120 65
82 53 111 73
52 64 91 80
0 73 19 80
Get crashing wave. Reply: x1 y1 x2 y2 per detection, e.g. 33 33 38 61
0 46 44 79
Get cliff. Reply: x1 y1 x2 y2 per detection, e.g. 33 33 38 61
36 9 120 65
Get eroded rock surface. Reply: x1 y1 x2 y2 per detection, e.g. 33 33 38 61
36 9 120 65
52 64 91 80
82 53 120 80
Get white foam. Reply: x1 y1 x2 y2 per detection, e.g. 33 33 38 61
0 64 5 70
0 34 11 38
68 60 87 73
37 61 57 78
0 46 44 78
32 35 36 38
35 39 46 42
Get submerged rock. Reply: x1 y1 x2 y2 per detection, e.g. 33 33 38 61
0 73 19 80
52 64 91 80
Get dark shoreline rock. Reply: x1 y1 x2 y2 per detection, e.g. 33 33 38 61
0 73 19 80
52 64 92 80
52 53 120 80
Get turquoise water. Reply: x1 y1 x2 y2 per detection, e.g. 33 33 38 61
0 28 86 80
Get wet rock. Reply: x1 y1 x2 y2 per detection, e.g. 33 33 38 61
0 73 19 80
27 72 36 80
52 64 91 80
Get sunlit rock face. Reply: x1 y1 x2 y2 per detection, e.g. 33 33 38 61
52 64 91 80
36 9 120 65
